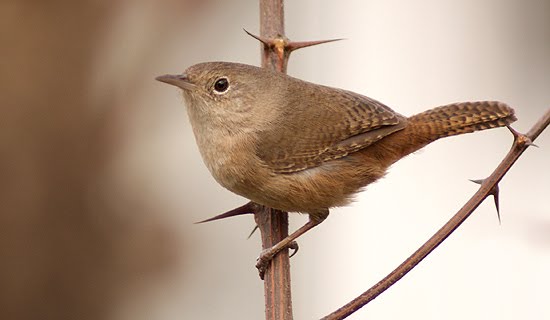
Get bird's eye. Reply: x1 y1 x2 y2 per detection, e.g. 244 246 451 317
213 77 229 93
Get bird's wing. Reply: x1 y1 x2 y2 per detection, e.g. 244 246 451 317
256 87 407 173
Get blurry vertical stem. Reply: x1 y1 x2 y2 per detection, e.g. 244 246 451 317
256 1 293 320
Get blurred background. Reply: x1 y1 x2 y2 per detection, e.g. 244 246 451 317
1 0 548 319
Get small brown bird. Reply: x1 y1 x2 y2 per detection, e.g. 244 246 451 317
157 62 516 274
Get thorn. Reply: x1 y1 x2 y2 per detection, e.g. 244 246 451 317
506 125 521 138
507 126 537 148
286 38 345 52
469 178 501 224
195 202 255 224
244 29 344 53
525 140 539 148
469 179 483 185
243 29 272 46
493 188 501 225
247 225 259 239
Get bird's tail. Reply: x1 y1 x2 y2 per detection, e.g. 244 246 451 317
382 101 516 164
409 101 516 140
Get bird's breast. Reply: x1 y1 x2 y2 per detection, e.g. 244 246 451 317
193 128 268 194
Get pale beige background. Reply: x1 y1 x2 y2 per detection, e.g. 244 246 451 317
2 1 549 319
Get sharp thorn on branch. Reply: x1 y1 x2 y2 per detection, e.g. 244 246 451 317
493 189 501 224
247 225 259 239
469 178 501 223
195 201 256 224
507 125 521 138
243 29 272 46
506 125 537 147
286 38 345 52
469 179 484 185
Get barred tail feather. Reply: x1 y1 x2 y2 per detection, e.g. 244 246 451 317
380 101 517 164
408 101 516 141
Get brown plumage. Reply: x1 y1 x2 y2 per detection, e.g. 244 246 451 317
156 62 516 266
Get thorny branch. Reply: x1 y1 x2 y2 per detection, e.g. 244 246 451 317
322 108 550 320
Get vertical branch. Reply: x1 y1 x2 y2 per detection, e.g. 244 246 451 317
259 0 287 72
257 1 293 320
255 206 293 320
254 2 341 318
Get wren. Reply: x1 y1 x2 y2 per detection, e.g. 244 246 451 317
156 62 516 276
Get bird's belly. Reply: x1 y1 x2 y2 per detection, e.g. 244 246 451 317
197 135 388 214
240 164 359 213
246 153 389 213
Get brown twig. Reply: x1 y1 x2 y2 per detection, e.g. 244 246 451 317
255 205 293 320
255 1 344 319
321 107 550 320
257 1 293 319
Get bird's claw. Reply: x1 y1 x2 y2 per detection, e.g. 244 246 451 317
256 249 274 280
255 241 300 280
288 241 299 257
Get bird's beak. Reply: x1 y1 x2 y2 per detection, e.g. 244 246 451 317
155 73 195 91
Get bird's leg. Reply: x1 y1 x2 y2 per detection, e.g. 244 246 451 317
256 209 328 279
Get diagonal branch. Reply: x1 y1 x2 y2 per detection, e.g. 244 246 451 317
322 107 550 320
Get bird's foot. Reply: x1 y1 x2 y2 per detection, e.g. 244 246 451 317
256 240 298 279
